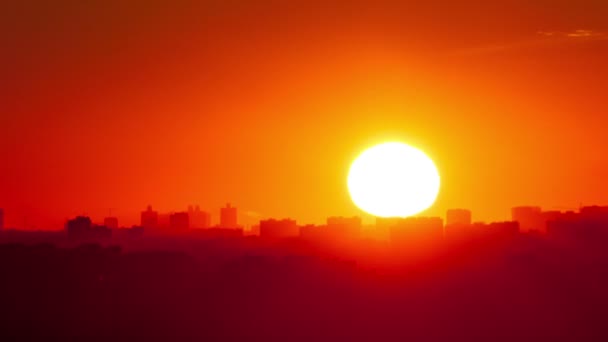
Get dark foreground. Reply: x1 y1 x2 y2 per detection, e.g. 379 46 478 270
0 233 607 341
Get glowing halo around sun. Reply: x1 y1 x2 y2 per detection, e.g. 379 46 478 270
347 142 440 218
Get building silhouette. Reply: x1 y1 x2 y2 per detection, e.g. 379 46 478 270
158 213 171 229
141 206 159 230
512 206 543 232
446 209 472 226
65 216 112 240
260 219 298 239
189 205 211 229
326 216 362 240
372 217 399 241
542 210 562 227
486 221 520 236
445 209 473 240
104 217 119 230
546 206 608 242
115 226 145 239
91 225 112 239
376 217 402 231
299 224 322 240
170 212 190 231
546 211 579 236
66 216 92 236
579 205 608 222
193 228 244 239
6 205 608 340
389 217 444 255
220 203 238 228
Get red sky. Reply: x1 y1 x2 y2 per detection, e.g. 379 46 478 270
1 0 607 229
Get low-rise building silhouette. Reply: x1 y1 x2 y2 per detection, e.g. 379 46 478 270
91 225 112 239
446 209 472 226
260 219 298 239
325 216 362 241
300 224 322 240
193 228 244 239
66 216 92 236
170 212 190 231
389 217 444 247
547 207 608 242
487 221 520 236
512 206 543 232
579 205 608 222
104 217 119 230
66 216 112 240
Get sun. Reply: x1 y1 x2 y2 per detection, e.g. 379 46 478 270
347 142 440 218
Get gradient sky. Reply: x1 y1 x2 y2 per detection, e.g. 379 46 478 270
1 0 607 229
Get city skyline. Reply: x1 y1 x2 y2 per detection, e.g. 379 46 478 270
2 1 608 340
0 198 597 230
1 202 604 234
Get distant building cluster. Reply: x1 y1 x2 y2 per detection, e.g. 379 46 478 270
509 205 608 239
140 203 238 233
65 216 112 240
3 204 608 245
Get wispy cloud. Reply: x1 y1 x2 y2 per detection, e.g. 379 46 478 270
245 210 262 218
453 29 607 56
537 29 605 39
536 31 557 37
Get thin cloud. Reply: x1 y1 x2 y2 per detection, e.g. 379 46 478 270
537 29 605 39
537 31 557 37
453 29 607 56
245 210 262 218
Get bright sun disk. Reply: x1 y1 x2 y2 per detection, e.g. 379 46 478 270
347 142 440 218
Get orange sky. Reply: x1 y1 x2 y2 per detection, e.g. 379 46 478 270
1 0 608 229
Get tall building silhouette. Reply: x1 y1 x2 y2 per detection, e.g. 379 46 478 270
220 203 238 228
446 209 472 226
104 217 119 230
189 205 211 229
0 208 3 230
141 206 159 230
